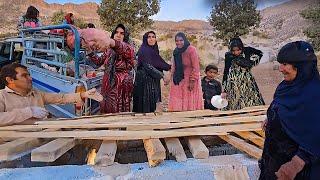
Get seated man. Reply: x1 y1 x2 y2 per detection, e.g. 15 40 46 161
0 63 103 126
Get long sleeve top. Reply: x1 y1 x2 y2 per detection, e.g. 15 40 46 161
0 87 82 126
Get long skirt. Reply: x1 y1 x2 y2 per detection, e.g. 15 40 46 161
132 68 161 113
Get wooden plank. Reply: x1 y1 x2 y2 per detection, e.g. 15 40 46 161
219 135 262 159
33 107 267 125
0 115 266 131
234 131 264 148
186 137 209 159
0 123 261 140
255 130 265 138
94 140 117 166
31 138 79 162
164 138 187 162
0 138 46 161
143 139 166 167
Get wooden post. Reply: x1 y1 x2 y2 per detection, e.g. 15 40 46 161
186 137 209 159
164 138 187 162
94 140 117 166
143 139 166 167
31 138 79 162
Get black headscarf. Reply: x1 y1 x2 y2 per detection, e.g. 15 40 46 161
229 37 244 51
137 31 170 71
111 24 130 43
173 32 190 85
273 41 320 156
107 24 130 87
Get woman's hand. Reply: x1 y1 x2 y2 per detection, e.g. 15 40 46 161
188 80 195 91
221 92 227 99
261 118 268 131
275 155 305 180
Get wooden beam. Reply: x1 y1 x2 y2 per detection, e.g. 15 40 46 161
234 131 264 148
0 115 265 131
164 138 187 162
219 135 262 159
143 139 166 167
94 140 117 166
0 123 262 140
31 138 79 162
186 137 209 159
0 138 46 161
255 130 265 138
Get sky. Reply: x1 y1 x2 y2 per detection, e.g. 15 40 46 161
45 0 291 21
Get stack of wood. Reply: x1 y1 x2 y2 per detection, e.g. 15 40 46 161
0 106 267 167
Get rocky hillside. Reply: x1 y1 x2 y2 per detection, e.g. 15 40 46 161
259 0 318 47
0 0 99 33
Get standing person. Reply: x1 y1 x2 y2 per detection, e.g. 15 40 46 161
201 64 222 110
259 41 320 180
17 6 42 57
223 37 265 110
168 32 203 111
17 6 42 29
87 24 135 113
133 31 171 113
63 13 74 25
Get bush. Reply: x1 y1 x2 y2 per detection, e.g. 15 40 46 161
160 49 173 62
252 30 269 39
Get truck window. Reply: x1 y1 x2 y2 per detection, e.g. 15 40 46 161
0 42 11 59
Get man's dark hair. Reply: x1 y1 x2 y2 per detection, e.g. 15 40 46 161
205 64 218 72
87 23 95 28
0 63 28 87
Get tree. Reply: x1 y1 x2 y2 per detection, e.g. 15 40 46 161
208 0 261 44
97 0 160 35
51 10 88 29
51 10 65 25
300 6 320 51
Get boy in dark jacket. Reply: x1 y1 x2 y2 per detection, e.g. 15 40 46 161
201 64 222 110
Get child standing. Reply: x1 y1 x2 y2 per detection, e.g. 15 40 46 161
201 64 222 110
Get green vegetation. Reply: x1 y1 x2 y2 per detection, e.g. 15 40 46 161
98 0 160 35
51 10 88 28
209 0 261 44
300 6 320 51
252 30 269 39
160 49 173 62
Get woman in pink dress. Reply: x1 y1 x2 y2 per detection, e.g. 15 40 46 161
168 32 203 111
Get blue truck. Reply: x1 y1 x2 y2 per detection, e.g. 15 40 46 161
15 24 103 118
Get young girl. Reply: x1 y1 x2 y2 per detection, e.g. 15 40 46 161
223 37 265 110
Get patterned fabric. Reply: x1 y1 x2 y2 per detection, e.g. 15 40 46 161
89 40 134 113
223 47 265 110
168 45 203 111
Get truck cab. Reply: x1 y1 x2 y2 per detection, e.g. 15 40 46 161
19 25 103 118
0 38 23 68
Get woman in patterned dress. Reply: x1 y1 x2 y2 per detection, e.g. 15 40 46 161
87 24 135 113
222 37 265 110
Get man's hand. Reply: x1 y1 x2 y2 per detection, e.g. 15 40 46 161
81 88 104 102
30 107 49 119
275 155 305 180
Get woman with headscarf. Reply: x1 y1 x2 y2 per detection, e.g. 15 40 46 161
223 37 265 110
168 32 203 111
259 41 320 180
63 13 74 25
17 6 42 29
87 24 135 113
133 31 171 113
